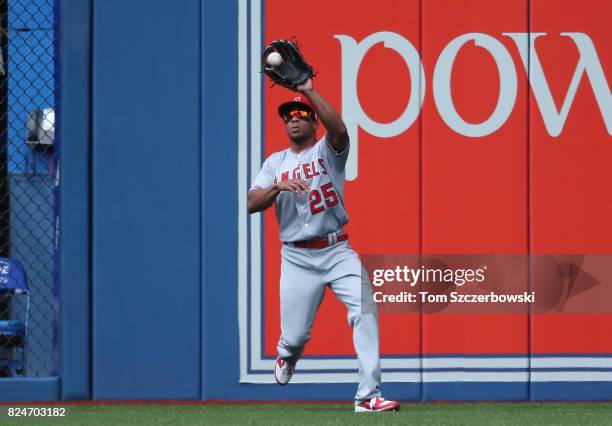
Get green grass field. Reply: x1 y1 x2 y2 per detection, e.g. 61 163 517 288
2 403 612 425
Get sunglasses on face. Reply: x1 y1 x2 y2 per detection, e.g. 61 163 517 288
281 110 312 123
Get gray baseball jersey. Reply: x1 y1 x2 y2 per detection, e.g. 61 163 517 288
250 135 349 242
250 134 382 403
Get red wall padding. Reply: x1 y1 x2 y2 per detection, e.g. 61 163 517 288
262 0 611 360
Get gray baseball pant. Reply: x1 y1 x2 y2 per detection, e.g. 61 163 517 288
276 240 381 402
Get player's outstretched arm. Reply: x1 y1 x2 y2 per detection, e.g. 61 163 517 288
297 78 348 153
247 179 310 214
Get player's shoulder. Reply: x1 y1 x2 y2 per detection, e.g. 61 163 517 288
314 134 329 152
263 148 290 167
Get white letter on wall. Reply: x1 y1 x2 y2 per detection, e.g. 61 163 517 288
335 32 425 180
433 33 518 137
505 32 611 137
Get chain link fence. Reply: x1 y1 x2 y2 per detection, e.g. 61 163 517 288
0 0 58 377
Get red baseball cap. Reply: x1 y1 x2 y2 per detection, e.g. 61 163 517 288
278 96 318 121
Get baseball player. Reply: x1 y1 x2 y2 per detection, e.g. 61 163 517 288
247 77 400 413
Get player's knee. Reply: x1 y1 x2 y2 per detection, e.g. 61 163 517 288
347 311 358 328
281 333 310 349
347 310 377 328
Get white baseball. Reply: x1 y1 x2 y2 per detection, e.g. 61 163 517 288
267 52 283 67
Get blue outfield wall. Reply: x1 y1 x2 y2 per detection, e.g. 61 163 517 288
8 0 603 402
91 0 201 399
200 0 238 402
58 0 91 401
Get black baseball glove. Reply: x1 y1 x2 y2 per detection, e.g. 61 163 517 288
262 39 314 91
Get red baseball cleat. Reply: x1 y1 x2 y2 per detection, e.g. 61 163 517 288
354 396 400 413
274 357 295 385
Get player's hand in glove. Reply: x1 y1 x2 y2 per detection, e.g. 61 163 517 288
275 179 310 195
296 77 313 93
262 39 314 91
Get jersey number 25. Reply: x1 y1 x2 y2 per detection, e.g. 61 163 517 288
309 182 338 214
